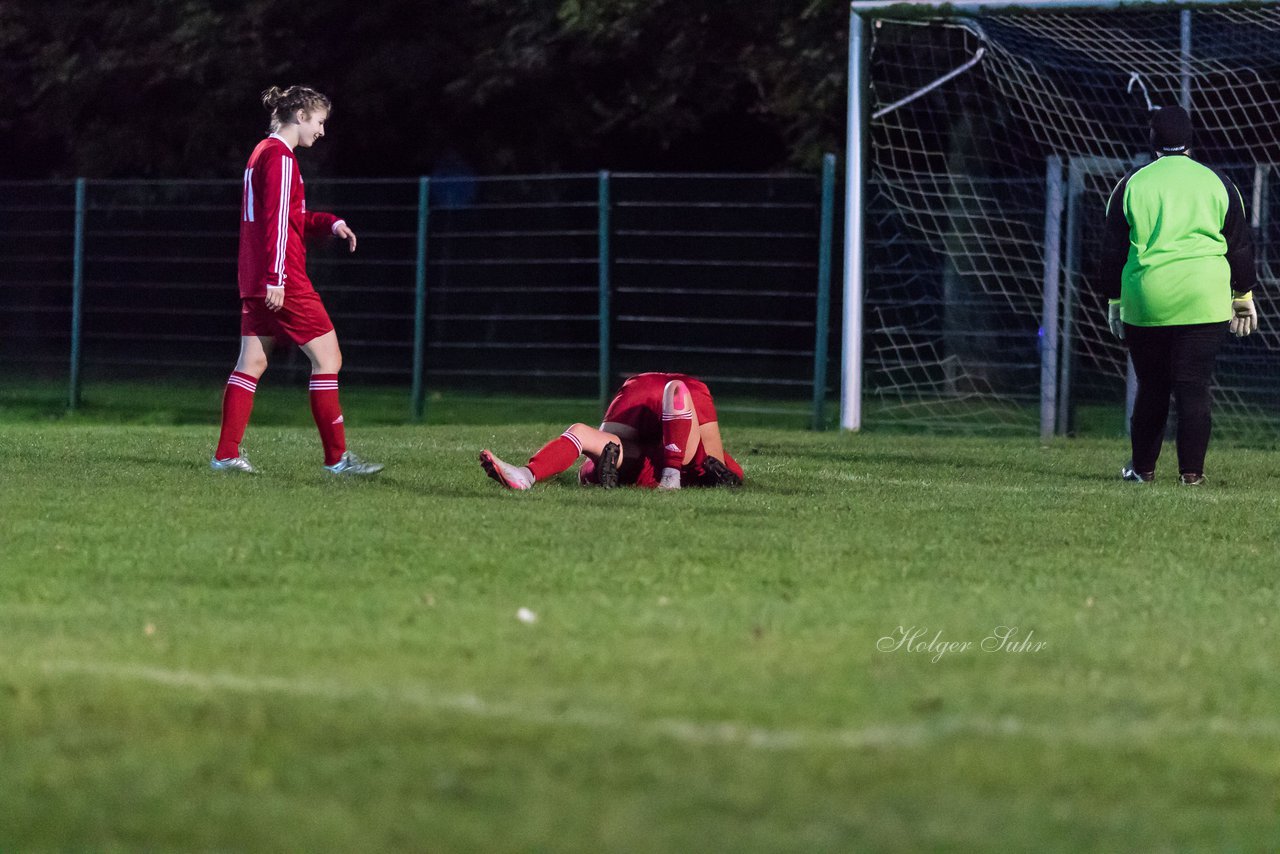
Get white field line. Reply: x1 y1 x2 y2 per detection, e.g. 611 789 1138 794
29 660 1280 751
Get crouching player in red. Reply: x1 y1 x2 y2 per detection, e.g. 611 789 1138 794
211 85 381 476
479 372 744 490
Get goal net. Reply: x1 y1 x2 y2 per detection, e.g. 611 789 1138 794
855 1 1280 438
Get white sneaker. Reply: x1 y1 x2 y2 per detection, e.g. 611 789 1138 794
479 450 534 490
324 451 384 476
658 466 682 490
211 455 257 473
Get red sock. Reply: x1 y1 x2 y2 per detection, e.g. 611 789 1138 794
215 371 258 460
526 430 582 482
308 373 346 465
662 386 694 470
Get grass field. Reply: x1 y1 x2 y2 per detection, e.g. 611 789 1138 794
3 383 1279 851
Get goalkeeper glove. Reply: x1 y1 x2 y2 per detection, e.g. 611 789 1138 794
1107 300 1124 340
1230 291 1257 338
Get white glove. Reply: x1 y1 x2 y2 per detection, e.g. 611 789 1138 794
1107 301 1124 340
1230 292 1258 338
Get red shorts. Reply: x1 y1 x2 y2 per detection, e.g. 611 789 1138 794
601 373 719 437
240 291 334 346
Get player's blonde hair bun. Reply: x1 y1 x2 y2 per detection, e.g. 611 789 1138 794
262 85 331 131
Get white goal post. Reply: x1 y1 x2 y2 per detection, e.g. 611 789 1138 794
842 0 1280 435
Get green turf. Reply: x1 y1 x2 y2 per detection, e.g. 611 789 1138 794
2 395 1279 851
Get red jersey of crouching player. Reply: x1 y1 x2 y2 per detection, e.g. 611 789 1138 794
238 134 344 298
592 371 745 487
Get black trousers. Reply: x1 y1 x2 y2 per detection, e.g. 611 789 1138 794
1124 321 1227 475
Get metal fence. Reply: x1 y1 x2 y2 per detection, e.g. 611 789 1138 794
1 158 838 426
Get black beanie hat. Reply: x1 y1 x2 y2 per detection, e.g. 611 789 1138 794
1151 105 1193 153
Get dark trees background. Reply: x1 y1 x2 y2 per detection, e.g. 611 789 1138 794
0 0 847 179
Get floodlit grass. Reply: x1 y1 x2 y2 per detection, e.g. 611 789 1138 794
2 387 1279 851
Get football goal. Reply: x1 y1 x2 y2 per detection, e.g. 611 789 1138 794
841 0 1280 439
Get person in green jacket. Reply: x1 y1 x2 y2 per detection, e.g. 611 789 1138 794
1099 104 1259 485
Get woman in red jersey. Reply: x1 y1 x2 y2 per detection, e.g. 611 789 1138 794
211 85 381 475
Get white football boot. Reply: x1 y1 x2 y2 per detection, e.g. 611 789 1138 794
324 451 384 476
479 450 534 490
211 455 257 473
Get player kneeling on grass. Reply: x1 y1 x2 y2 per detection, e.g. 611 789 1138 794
211 85 382 477
479 372 744 491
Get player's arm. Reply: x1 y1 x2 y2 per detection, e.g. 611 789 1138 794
1219 174 1259 336
305 211 357 253
256 150 291 310
1097 173 1132 303
1219 175 1257 296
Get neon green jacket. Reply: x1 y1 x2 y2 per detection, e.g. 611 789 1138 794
1100 154 1255 326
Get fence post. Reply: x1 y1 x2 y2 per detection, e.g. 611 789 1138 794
812 154 837 431
597 171 612 411
68 178 86 411
411 176 430 422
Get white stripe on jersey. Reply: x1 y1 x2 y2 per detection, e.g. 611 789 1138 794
275 160 291 285
242 168 255 222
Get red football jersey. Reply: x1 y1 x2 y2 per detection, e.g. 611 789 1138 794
238 135 342 298
602 372 719 435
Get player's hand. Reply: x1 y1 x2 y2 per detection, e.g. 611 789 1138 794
265 285 284 312
1230 292 1257 337
1107 300 1124 340
334 221 357 253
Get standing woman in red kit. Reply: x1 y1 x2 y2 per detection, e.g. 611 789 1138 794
212 85 382 475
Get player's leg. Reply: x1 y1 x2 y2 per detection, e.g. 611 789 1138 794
213 334 273 471
300 329 382 475
482 423 624 490
1124 324 1173 481
658 379 700 489
689 420 741 486
696 420 726 463
300 329 345 465
1169 322 1227 484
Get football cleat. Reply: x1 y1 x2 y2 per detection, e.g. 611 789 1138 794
1179 473 1206 486
701 455 743 488
324 451 384 476
596 442 620 489
479 450 533 490
211 455 257 474
1120 461 1154 483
